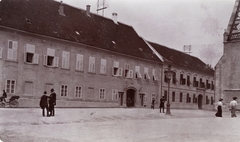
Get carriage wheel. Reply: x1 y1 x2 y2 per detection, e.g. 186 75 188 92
9 100 19 108
0 103 5 108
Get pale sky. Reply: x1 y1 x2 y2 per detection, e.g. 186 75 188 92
56 0 236 67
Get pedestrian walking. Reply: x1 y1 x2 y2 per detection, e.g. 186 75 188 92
49 88 56 116
215 98 223 117
159 96 165 113
39 91 49 117
151 98 155 109
230 97 238 117
0 90 7 102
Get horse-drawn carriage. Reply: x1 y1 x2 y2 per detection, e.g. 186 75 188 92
0 96 20 108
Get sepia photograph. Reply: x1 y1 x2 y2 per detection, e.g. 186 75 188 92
0 0 239 141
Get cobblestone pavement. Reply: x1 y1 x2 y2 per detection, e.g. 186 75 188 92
0 108 239 142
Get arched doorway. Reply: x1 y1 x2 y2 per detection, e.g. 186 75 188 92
198 94 203 109
126 89 135 107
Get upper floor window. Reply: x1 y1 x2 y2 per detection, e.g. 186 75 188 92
76 54 83 71
193 76 198 87
206 79 211 89
144 67 150 80
187 75 190 86
7 40 18 61
112 61 122 76
44 48 59 67
6 79 16 94
179 92 183 102
25 44 39 64
100 59 107 74
152 69 158 81
124 63 133 78
88 56 95 73
172 72 177 84
99 88 105 100
135 66 142 79
211 81 214 90
62 51 70 69
172 92 175 102
180 73 186 85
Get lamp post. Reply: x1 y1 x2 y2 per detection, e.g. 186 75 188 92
164 65 174 115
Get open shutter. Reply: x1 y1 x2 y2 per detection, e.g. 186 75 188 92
54 57 59 67
33 54 39 64
13 41 18 61
43 55 47 65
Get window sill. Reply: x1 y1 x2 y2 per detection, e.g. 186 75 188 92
99 73 107 76
43 65 58 68
88 72 96 74
60 68 70 71
5 59 18 63
24 62 38 65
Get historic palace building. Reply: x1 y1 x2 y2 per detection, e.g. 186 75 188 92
0 0 214 109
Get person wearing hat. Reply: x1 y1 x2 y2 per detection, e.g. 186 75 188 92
49 88 56 116
230 97 238 117
215 98 223 117
39 91 49 117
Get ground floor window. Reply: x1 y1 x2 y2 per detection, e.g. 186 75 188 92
6 79 16 94
180 93 183 102
60 84 68 96
75 86 82 98
172 92 175 102
112 89 118 101
99 88 105 100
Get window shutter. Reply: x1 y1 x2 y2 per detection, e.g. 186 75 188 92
13 41 18 61
114 61 119 68
33 54 39 64
118 68 122 76
54 57 59 67
47 48 55 56
43 55 47 65
112 67 115 76
7 46 13 60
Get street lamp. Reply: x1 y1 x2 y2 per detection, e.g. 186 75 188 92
164 65 174 115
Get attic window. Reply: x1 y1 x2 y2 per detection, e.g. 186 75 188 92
112 41 116 44
139 48 143 51
25 18 31 24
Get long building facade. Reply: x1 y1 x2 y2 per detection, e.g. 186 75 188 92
0 0 214 109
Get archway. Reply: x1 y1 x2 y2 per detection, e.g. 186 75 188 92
126 89 135 107
198 94 203 109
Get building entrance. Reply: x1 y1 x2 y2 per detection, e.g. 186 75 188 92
126 89 135 107
198 94 203 109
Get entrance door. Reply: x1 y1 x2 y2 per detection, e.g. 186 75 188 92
126 89 135 107
198 95 203 109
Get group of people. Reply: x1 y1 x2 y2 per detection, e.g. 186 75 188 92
39 89 56 117
215 97 238 117
151 96 165 113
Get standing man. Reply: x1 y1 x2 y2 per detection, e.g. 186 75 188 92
151 98 155 109
0 90 7 102
39 91 49 117
230 97 238 117
49 89 56 116
159 96 165 113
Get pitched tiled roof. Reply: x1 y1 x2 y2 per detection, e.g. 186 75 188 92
0 0 160 62
148 41 214 75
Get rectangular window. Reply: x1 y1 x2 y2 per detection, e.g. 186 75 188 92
88 56 95 73
180 93 183 102
0 47 3 59
172 92 175 102
144 95 148 103
186 93 189 103
112 61 122 76
100 59 107 74
152 69 158 81
144 67 150 80
25 44 39 64
44 48 59 67
206 96 209 104
60 84 68 97
112 89 118 101
62 51 70 69
172 72 177 84
76 54 84 71
180 74 186 85
187 75 190 86
193 94 196 103
6 79 16 94
75 86 82 98
124 63 133 78
99 88 105 100
7 40 18 61
164 91 167 101
211 81 214 90
135 66 142 78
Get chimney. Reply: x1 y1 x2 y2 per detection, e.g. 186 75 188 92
112 12 118 24
58 1 66 16
86 5 91 16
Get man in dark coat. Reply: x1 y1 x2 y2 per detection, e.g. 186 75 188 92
49 88 56 116
39 91 49 117
159 96 165 113
151 98 155 109
0 90 7 102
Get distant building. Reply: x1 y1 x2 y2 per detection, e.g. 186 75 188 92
215 0 240 109
0 0 214 109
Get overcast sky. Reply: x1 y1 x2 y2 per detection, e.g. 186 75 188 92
56 0 236 67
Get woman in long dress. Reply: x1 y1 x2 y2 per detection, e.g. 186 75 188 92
215 98 223 117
